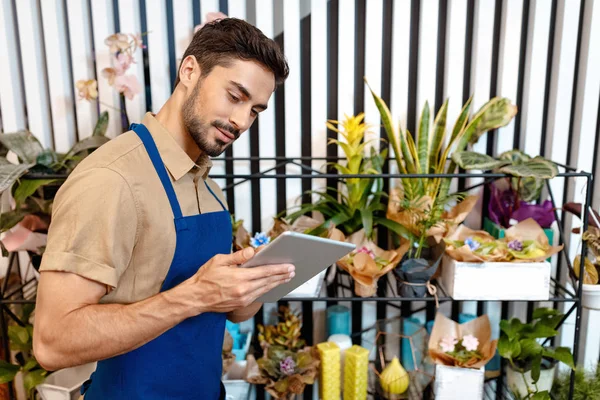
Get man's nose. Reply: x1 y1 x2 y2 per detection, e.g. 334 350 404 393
229 108 252 133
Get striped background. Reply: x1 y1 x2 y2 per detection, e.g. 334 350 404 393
1 0 600 394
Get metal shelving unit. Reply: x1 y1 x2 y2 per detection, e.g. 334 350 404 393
0 157 592 399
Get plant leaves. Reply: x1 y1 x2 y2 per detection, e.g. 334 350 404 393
500 318 524 340
93 111 109 136
374 217 418 242
498 335 521 363
0 209 28 233
65 136 110 158
428 99 448 174
531 353 542 383
451 151 507 171
543 347 575 369
499 157 558 179
0 360 20 384
523 322 558 339
531 392 551 400
22 358 39 372
518 338 543 360
23 369 46 396
0 131 44 164
532 308 561 320
417 101 430 174
0 163 34 194
13 179 57 206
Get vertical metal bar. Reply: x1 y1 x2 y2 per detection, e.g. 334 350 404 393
496 302 510 398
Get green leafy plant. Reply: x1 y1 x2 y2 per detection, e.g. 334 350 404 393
0 305 47 399
498 308 575 399
552 363 600 400
285 113 412 241
452 149 558 202
257 306 306 352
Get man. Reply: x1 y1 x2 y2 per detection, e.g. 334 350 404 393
33 18 292 399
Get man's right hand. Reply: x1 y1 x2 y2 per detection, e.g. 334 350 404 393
175 247 295 316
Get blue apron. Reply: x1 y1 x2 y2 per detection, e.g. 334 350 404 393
82 123 232 399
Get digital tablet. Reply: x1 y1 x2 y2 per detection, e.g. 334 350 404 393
240 231 356 302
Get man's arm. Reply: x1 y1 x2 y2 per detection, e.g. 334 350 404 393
34 248 294 371
226 302 262 323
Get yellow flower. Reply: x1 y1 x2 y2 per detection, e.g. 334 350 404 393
75 79 98 100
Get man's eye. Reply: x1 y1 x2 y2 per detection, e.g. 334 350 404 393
229 93 240 102
251 109 258 117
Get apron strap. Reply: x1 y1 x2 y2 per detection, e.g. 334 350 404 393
131 123 183 220
203 181 227 211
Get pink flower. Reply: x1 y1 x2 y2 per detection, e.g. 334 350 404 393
75 79 98 100
194 12 228 32
356 246 375 259
439 336 458 353
461 334 479 352
130 33 145 49
114 75 141 100
114 52 134 74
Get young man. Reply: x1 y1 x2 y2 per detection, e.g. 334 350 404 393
33 18 292 399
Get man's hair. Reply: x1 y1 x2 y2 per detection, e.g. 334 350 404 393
174 18 289 88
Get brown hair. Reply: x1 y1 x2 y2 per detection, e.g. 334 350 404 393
174 18 289 88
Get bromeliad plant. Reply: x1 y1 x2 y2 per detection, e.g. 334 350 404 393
452 150 559 229
0 113 110 260
498 308 575 399
285 113 409 241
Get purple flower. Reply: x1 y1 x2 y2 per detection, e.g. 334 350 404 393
464 237 480 251
508 239 523 251
279 356 296 376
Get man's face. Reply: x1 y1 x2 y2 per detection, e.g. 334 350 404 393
182 59 275 157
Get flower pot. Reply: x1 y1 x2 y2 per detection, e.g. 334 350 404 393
581 282 600 310
393 252 441 298
36 362 97 400
506 363 556 397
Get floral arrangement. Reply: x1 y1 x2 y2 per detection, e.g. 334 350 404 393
444 219 563 263
247 306 319 399
438 334 483 367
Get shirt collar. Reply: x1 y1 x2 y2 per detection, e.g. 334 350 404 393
141 113 212 181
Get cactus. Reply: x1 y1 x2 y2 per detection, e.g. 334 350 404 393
258 306 306 352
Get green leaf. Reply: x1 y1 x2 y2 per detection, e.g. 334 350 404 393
451 151 507 171
500 318 524 340
499 157 558 179
498 335 521 362
464 97 518 146
93 111 109 136
65 136 110 158
0 360 20 384
532 308 561 320
0 131 44 163
35 150 58 167
23 369 46 395
0 163 34 193
543 347 575 369
531 353 542 383
417 102 430 174
8 325 30 349
524 323 558 339
518 338 543 360
0 209 28 233
531 392 551 400
22 358 39 372
13 179 57 206
428 100 448 173
374 217 418 242
361 208 373 239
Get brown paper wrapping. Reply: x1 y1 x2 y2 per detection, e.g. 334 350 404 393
503 218 563 262
386 189 478 242
444 225 507 262
336 229 410 297
222 329 236 375
428 313 497 369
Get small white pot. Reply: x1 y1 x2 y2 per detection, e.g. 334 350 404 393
506 364 556 397
581 283 600 310
36 362 97 400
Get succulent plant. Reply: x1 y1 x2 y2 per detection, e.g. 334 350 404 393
258 306 306 352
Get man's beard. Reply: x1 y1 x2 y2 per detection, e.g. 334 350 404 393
182 81 239 157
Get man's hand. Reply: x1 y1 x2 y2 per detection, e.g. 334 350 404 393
172 247 295 317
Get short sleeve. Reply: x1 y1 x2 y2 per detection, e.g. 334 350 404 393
39 167 138 288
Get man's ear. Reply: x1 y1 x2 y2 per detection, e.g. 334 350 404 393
178 55 201 90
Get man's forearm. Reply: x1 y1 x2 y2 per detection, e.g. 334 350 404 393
35 284 195 371
227 302 262 323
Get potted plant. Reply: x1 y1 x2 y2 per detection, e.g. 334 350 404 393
451 150 558 245
498 308 575 399
552 363 600 400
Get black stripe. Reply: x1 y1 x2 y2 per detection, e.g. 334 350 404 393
486 0 503 155
224 151 235 214
36 0 56 148
139 0 153 112
326 0 339 195
62 0 79 141
166 0 177 90
193 0 200 27
434 0 448 113
462 0 475 104
540 0 558 158
219 0 228 14
275 32 287 214
301 13 312 204
112 0 120 32
513 0 531 150
407 0 420 134
250 119 261 231
354 0 366 116
590 90 600 206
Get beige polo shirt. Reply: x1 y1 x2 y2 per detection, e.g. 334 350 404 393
39 113 228 304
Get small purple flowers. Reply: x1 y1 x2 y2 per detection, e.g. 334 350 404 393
464 237 481 251
250 232 271 248
508 239 523 251
279 356 296 376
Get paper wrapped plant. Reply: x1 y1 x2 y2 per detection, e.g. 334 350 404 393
222 329 236 376
257 306 306 352
444 219 563 263
336 229 409 297
428 313 497 369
